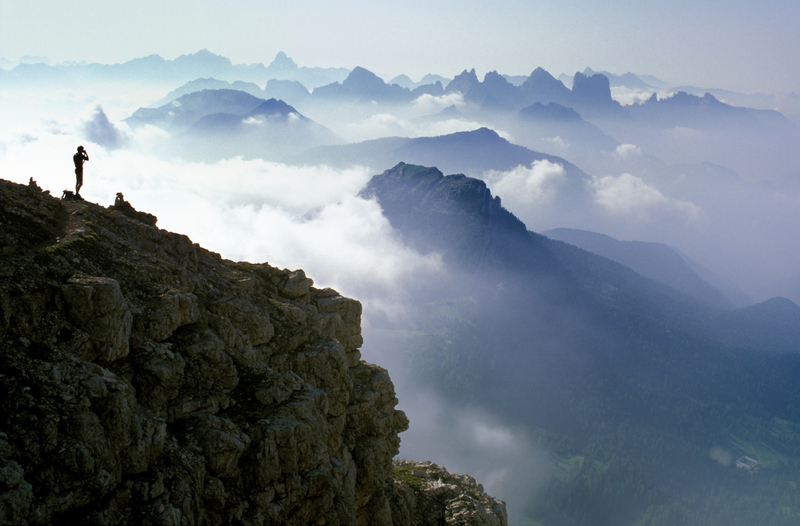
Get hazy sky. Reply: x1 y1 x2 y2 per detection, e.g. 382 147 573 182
2 0 799 93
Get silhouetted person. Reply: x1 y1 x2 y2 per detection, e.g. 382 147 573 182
73 145 89 196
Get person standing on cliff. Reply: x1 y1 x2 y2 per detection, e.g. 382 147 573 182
73 145 89 197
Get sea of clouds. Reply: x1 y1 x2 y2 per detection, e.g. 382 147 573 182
2 83 799 518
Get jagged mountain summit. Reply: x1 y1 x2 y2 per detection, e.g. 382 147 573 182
441 67 621 115
0 178 507 525
581 67 659 90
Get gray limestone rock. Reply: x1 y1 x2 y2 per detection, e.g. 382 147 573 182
62 276 132 362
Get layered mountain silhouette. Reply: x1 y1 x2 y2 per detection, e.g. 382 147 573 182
126 89 267 133
0 50 349 89
291 126 586 176
126 89 342 161
441 67 622 116
363 163 767 339
581 67 660 90
180 98 342 161
542 227 736 309
152 78 311 108
364 163 800 348
293 127 601 226
627 91 791 129
596 89 800 179
511 101 620 152
311 66 443 104
111 58 799 180
361 162 800 525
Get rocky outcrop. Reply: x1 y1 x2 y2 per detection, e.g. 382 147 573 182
0 178 506 525
389 461 508 526
570 72 620 111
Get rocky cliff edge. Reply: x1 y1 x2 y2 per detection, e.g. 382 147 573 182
0 178 506 526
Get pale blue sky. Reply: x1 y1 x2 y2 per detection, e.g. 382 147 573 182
1 0 799 92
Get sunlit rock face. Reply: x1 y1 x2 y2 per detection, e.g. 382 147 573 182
0 178 507 525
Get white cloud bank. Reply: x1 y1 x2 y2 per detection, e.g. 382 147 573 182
613 143 642 160
588 172 701 222
485 160 567 206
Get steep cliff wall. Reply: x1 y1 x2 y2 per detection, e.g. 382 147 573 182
0 179 506 526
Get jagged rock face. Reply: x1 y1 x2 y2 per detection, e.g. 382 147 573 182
0 179 503 525
571 72 617 108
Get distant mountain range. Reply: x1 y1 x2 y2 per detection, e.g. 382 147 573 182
4 48 797 118
437 67 623 117
69 52 796 180
0 49 349 89
559 67 667 90
626 91 791 130
312 66 444 104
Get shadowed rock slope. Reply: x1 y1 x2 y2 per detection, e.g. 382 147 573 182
0 179 507 526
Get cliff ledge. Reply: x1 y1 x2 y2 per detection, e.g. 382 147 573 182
0 178 506 526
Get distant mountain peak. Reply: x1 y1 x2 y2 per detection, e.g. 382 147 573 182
445 69 481 95
519 102 582 122
461 68 479 81
172 49 233 69
342 66 388 91
396 162 443 179
245 98 302 118
520 68 573 104
483 70 505 82
269 51 298 71
572 71 617 107
437 104 463 118
389 74 415 89
526 67 562 85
